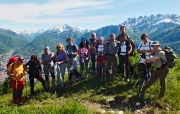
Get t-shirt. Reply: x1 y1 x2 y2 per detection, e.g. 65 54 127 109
154 50 167 68
8 63 25 81
97 44 105 53
105 41 119 56
80 47 89 55
119 40 130 55
89 39 97 54
66 44 78 58
42 52 54 66
138 41 153 63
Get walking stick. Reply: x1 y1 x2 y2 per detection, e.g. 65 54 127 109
138 80 145 97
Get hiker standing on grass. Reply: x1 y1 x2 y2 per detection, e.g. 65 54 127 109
66 37 80 80
141 41 169 99
105 33 119 80
55 43 67 87
41 46 55 92
78 38 90 78
89 32 98 75
25 55 47 96
137 33 154 81
116 25 135 76
118 33 132 82
95 37 106 78
7 57 26 104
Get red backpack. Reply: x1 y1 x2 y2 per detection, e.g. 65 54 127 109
7 56 18 69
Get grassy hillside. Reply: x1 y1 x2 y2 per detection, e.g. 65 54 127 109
0 56 180 114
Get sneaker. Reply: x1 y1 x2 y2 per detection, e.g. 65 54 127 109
126 78 130 82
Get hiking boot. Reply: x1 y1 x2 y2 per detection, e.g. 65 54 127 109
159 92 165 99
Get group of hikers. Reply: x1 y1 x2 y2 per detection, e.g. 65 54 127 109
6 25 170 104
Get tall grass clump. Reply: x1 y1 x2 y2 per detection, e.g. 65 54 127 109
59 100 89 114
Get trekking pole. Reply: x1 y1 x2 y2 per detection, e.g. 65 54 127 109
132 79 139 90
16 76 18 104
138 80 145 97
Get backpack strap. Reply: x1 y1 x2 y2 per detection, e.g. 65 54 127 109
149 41 152 50
11 63 15 73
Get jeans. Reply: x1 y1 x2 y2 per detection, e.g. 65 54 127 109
90 54 96 74
56 63 67 86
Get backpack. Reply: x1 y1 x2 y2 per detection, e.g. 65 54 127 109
5 56 18 89
127 38 135 56
7 56 18 69
161 46 177 68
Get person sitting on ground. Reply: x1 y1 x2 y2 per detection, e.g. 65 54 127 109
25 55 47 95
7 57 26 104
78 38 90 78
141 41 169 99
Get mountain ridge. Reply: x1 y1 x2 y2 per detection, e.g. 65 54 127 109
0 14 179 56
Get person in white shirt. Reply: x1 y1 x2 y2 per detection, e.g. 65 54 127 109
137 33 154 81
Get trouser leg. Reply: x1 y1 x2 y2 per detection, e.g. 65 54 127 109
29 77 34 95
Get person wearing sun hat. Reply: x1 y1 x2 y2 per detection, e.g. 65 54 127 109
140 41 169 99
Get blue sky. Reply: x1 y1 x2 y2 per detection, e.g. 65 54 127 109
0 0 180 31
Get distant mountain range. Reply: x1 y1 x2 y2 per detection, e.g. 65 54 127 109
0 14 180 57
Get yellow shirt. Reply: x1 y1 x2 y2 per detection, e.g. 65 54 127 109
8 63 25 81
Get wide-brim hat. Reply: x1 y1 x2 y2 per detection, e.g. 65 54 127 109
152 41 160 46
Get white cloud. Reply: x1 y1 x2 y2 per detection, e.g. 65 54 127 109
0 0 113 24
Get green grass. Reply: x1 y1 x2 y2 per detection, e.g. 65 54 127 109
0 57 180 113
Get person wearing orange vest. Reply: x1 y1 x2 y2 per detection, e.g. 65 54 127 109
7 57 26 104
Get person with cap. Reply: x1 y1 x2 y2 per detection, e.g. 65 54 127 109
89 32 98 75
78 38 90 78
137 33 154 81
95 37 106 78
141 41 169 99
25 54 47 95
105 33 119 80
7 57 26 104
118 33 132 82
116 25 135 77
41 46 55 92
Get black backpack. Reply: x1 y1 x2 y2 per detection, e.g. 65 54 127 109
161 46 177 68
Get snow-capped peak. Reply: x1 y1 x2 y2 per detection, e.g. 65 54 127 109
47 24 90 33
13 29 45 35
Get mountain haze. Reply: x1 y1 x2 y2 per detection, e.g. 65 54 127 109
0 28 28 53
1 14 180 57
